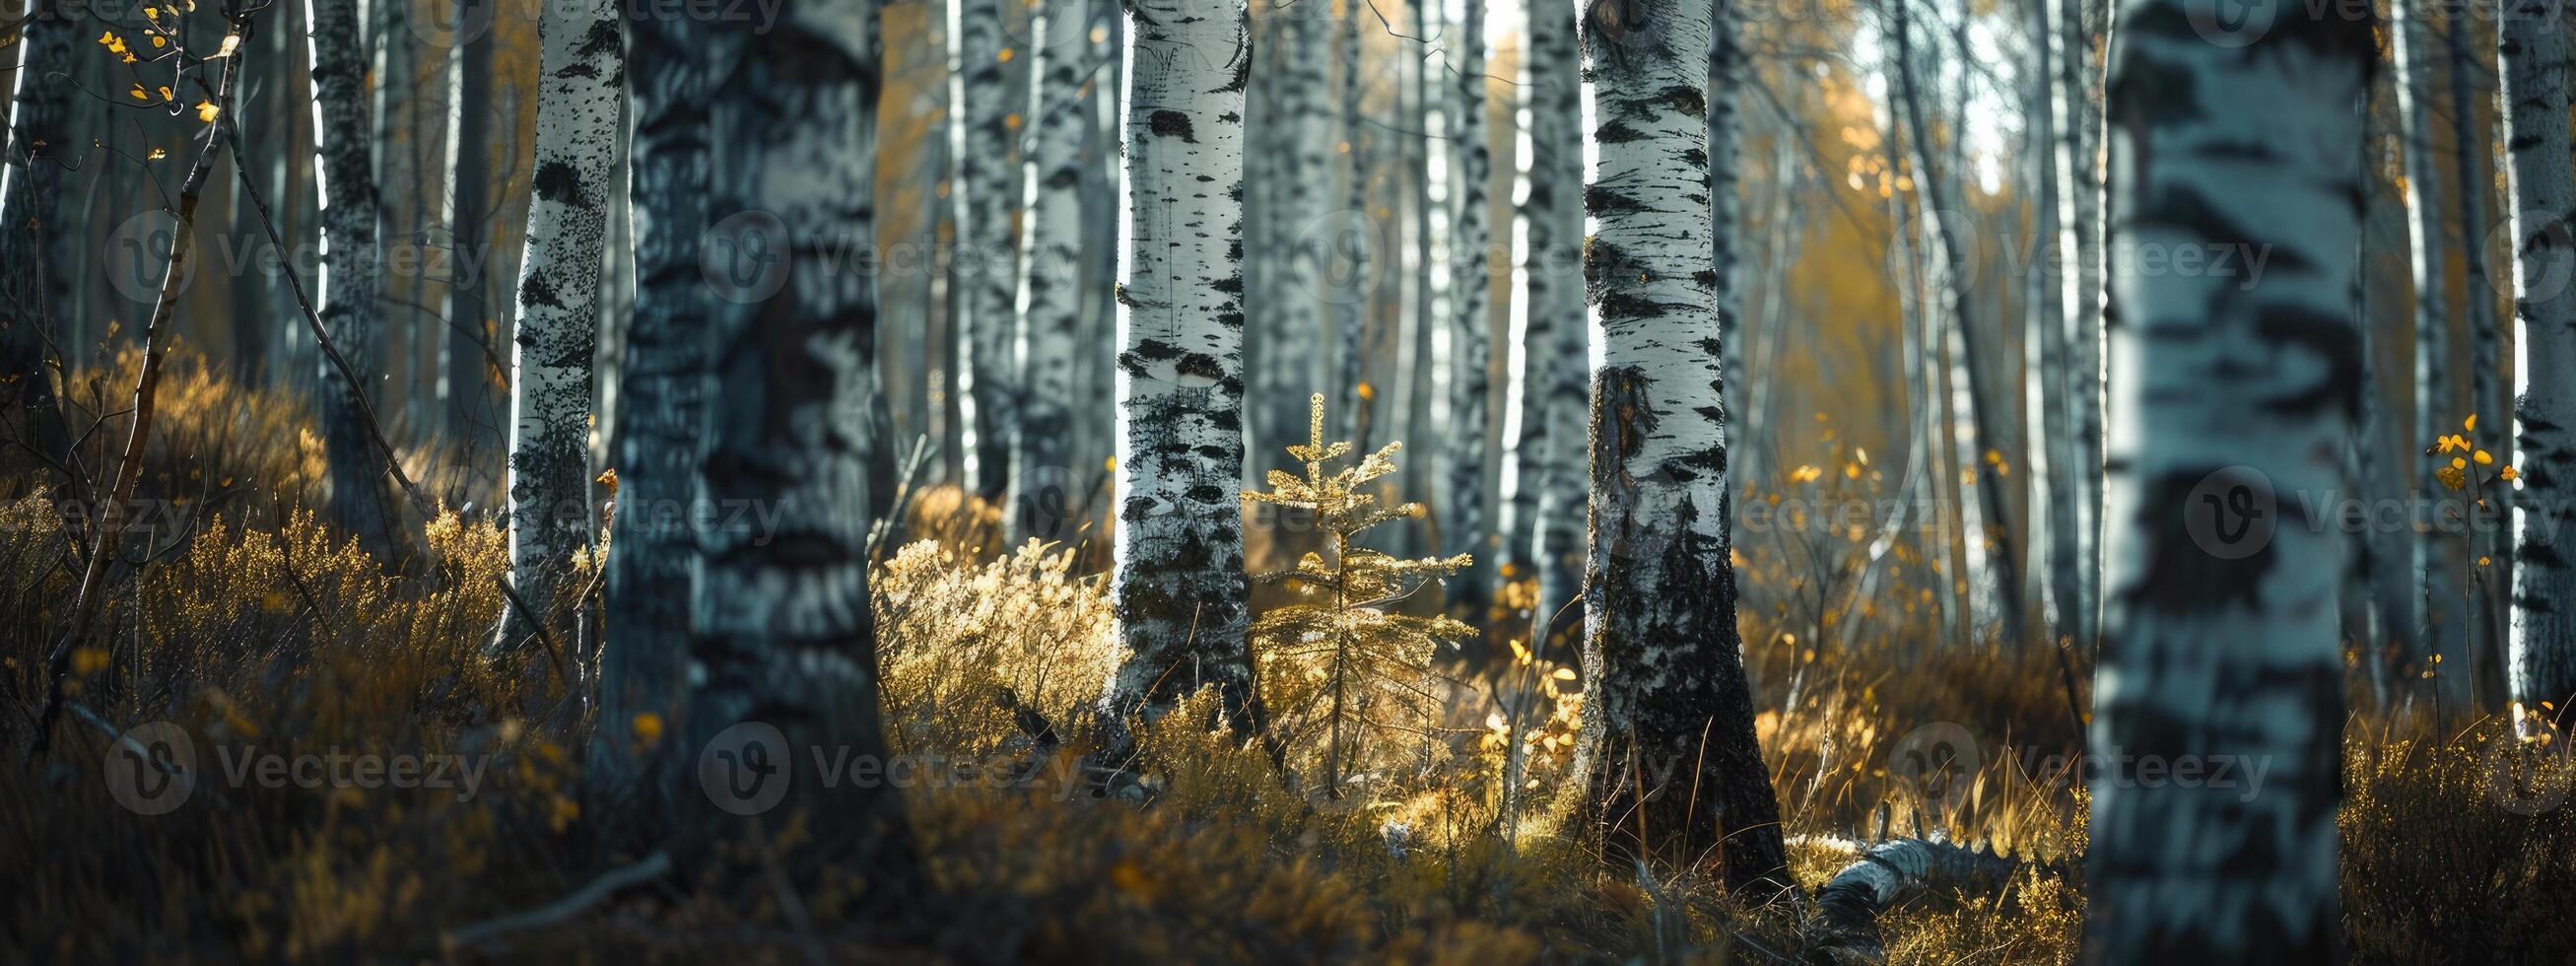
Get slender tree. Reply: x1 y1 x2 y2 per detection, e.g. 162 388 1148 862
2392 0 2461 705
678 0 917 880
0 0 75 469
1520 0 1586 644
2448 18 2508 699
2022 0 2080 648
1443 0 1494 615
2498 0 2576 720
1007 0 1095 544
1891 0 2023 645
1257 0 1331 476
310 0 405 559
1097 0 1264 762
1573 0 1788 897
595 0 718 812
1331 0 1371 447
2086 0 2367 958
2056 0 2103 650
960 0 1025 499
496 0 624 647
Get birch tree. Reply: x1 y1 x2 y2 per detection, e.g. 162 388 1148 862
1256 0 1331 474
2498 0 2576 720
1007 0 1096 544
2453 15 2508 694
1331 0 1371 447
1891 0 2023 644
2056 0 2103 649
2393 0 2461 703
1519 0 1586 642
2087 1 2367 957
310 0 405 559
595 0 717 811
1440 0 1494 617
961 0 1025 499
2022 0 2080 647
677 0 916 876
498 0 624 646
1573 0 1788 897
1097 0 1265 762
0 0 74 468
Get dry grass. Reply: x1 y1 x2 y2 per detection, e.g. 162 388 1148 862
1 359 2568 962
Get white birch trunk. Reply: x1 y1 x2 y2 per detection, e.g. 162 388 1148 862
2450 16 2511 705
2499 1 2576 719
2393 0 2461 705
1573 0 1786 897
1522 0 1586 645
1257 0 1331 474
2057 0 2104 651
2024 0 2080 647
0 0 73 466
309 0 405 560
1099 0 1263 758
960 0 1025 499
2087 2 2365 957
1007 0 1096 544
1443 0 1493 611
499 0 624 644
680 0 915 879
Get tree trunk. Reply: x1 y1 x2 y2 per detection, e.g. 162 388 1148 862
1006 0 1094 545
2394 0 2463 708
1521 0 1586 650
676 0 917 886
594 0 718 819
2024 0 2081 650
1892 0 2023 645
1331 0 1370 448
2499 0 2576 722
2057 0 2104 653
496 0 624 649
0 0 74 472
1442 0 1493 618
960 0 1024 500
2449 13 2511 708
1256 0 1330 481
310 0 406 561
449 6 500 448
2086 2 2366 958
1573 0 1787 899
1097 0 1264 763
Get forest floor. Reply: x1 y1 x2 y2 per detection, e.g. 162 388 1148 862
3 352 2572 963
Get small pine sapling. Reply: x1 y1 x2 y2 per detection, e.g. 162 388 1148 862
1247 394 1472 799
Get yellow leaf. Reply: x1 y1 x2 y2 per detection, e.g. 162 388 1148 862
157 86 172 101
195 101 220 123
2466 414 2478 432
128 84 148 101
150 34 166 48
146 148 167 160
2475 449 2494 465
2502 465 2520 481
